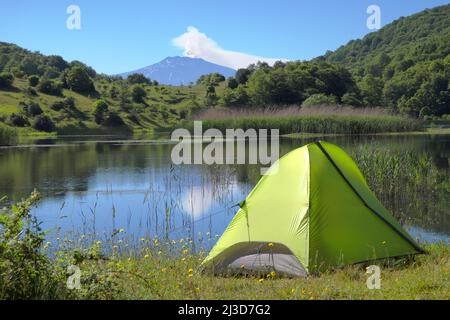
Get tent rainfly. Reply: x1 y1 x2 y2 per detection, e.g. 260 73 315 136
201 141 424 277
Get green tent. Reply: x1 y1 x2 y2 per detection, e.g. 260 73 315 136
202 141 423 276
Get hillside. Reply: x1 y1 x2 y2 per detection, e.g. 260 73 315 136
0 42 228 136
322 4 450 116
119 56 235 86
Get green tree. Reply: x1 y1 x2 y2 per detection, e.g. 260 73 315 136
341 92 363 106
302 93 338 107
235 68 251 85
360 75 384 106
19 57 39 76
24 102 43 117
227 77 238 89
32 115 55 132
46 55 69 71
92 99 109 124
9 113 28 127
221 86 249 107
66 66 95 93
205 84 218 106
197 73 225 86
0 72 14 87
131 85 147 103
127 73 150 85
28 75 39 87
37 78 62 96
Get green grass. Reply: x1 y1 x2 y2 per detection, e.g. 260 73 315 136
58 239 449 300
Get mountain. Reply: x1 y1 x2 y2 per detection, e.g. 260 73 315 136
119 56 236 86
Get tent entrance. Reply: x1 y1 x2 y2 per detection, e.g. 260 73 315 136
208 242 307 277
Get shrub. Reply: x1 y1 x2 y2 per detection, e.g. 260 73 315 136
92 99 109 124
63 96 75 109
227 77 238 89
419 106 432 119
32 114 55 132
104 112 125 126
24 86 38 97
28 75 40 87
50 101 65 111
0 72 14 88
9 113 28 127
179 109 189 120
26 102 43 117
0 192 69 299
37 78 63 96
131 85 147 103
302 94 338 107
205 85 218 106
341 93 363 107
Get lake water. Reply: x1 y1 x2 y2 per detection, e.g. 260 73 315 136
0 133 449 247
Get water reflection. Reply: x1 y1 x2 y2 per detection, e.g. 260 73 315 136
0 133 448 245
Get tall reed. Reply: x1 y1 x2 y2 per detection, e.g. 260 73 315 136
185 106 422 134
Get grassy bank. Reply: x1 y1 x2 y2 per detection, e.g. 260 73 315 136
0 191 448 300
95 242 450 299
187 107 422 135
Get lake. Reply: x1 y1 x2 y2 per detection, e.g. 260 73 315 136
0 133 449 248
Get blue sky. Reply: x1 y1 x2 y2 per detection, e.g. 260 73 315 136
0 0 448 74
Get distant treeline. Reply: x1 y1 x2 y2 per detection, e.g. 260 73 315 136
220 4 450 118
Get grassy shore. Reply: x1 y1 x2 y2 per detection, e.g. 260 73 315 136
105 242 449 300
27 238 450 300
0 149 449 300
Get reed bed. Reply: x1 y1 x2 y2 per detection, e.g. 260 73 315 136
195 106 392 120
187 106 422 134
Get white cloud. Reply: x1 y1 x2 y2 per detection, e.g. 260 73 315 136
172 26 287 70
181 185 213 218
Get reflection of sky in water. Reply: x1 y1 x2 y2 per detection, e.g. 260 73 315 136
407 226 449 244
33 165 250 245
